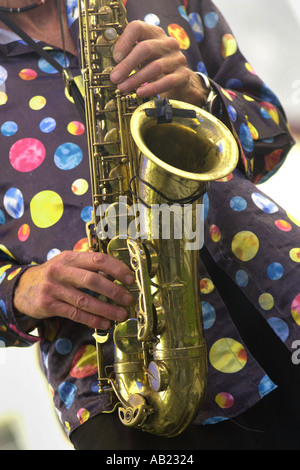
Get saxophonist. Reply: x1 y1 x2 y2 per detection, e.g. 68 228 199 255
0 0 297 450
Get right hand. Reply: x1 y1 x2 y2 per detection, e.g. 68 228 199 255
13 251 135 330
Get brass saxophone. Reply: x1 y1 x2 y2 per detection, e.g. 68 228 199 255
78 0 238 437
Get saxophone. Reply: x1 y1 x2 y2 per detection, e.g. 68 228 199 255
78 0 238 437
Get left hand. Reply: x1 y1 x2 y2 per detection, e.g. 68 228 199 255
110 20 208 106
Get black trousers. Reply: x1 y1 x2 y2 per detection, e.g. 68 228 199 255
70 248 300 450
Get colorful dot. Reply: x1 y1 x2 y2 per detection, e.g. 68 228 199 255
144 13 160 25
9 138 46 172
258 293 274 311
168 24 190 49
235 270 249 287
232 231 259 262
291 294 300 326
38 51 69 74
0 92 8 105
30 190 64 228
19 68 37 80
251 192 278 214
58 382 77 409
267 317 289 342
29 95 46 110
209 338 247 373
267 262 284 280
40 117 56 133
1 121 18 136
67 121 85 136
258 375 276 397
201 301 216 330
69 345 98 379
275 220 292 232
18 224 30 242
290 248 300 263
72 178 89 196
189 12 204 42
56 338 73 355
77 408 90 424
210 224 221 242
54 143 83 170
230 196 247 212
221 34 237 58
215 392 234 409
3 188 24 219
200 278 214 294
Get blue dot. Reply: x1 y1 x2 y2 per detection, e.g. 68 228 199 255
260 107 271 119
0 300 7 316
144 13 160 26
81 206 93 223
230 196 247 211
0 336 6 347
239 123 254 152
58 382 77 409
197 61 208 75
1 121 18 136
235 270 249 287
202 416 228 425
201 301 216 330
189 12 204 42
178 6 189 21
267 317 289 342
0 65 8 85
38 51 69 74
40 117 56 133
251 192 278 214
202 193 209 220
227 105 237 122
3 188 24 219
258 375 277 398
0 209 5 225
55 338 73 355
225 78 243 89
204 12 219 28
267 262 284 280
54 143 83 170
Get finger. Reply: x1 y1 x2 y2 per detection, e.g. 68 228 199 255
55 265 134 306
111 37 178 85
113 20 165 63
48 297 114 330
53 251 135 286
57 286 129 323
137 67 190 99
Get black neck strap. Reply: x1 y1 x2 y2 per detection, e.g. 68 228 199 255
0 10 85 122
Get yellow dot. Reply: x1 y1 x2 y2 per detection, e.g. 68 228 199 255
72 179 89 196
200 278 214 294
29 95 46 110
0 92 8 105
259 293 274 311
209 338 247 373
243 95 255 101
232 231 259 262
0 265 12 277
7 268 22 281
221 34 237 58
287 213 300 227
30 191 64 228
290 248 300 263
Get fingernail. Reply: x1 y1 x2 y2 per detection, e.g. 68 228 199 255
122 292 133 306
113 51 123 63
110 68 122 83
116 308 128 322
125 274 135 285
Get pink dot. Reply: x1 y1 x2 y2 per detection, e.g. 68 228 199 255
18 224 30 242
9 138 46 172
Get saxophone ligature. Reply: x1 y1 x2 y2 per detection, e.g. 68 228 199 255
78 0 238 437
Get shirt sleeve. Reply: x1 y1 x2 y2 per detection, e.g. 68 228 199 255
0 255 40 347
192 0 295 182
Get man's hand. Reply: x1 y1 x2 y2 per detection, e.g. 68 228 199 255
13 251 135 330
110 21 209 106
